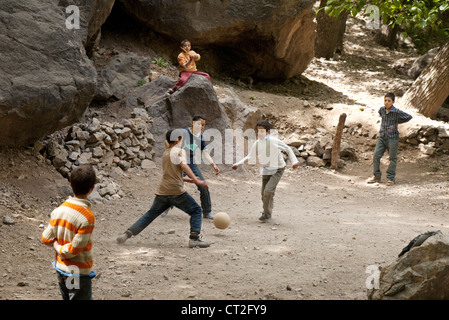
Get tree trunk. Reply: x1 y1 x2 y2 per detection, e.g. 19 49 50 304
375 23 400 50
315 0 348 59
401 42 449 119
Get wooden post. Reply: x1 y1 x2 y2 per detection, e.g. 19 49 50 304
331 113 347 170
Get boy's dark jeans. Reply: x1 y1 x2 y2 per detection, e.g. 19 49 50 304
56 271 92 300
128 192 202 236
373 136 399 181
187 164 212 215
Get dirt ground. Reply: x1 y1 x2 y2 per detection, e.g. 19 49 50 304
1 17 449 302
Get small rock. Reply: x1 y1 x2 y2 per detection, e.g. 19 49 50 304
2 216 16 225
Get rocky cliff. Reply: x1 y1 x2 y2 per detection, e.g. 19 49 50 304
0 0 315 147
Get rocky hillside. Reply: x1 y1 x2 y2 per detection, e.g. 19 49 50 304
1 1 449 203
0 0 320 149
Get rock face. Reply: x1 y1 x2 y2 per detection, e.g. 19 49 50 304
407 47 439 80
57 0 116 54
0 0 97 147
368 233 449 300
219 88 262 132
146 75 232 156
118 0 316 79
169 75 230 131
94 53 150 101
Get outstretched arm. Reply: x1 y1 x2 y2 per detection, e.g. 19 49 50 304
202 150 220 175
232 140 258 169
181 163 208 188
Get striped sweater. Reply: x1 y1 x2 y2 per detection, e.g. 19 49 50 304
42 197 95 275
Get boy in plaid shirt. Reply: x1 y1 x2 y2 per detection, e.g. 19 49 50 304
367 93 412 186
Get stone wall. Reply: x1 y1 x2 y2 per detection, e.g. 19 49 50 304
403 124 449 157
39 109 155 200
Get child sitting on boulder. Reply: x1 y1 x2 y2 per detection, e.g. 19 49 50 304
167 39 211 95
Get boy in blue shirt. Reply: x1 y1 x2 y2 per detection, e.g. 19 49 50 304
367 93 412 186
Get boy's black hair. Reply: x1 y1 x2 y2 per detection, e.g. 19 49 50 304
385 92 395 101
70 164 96 196
192 114 206 122
181 39 190 46
256 120 271 131
166 129 182 144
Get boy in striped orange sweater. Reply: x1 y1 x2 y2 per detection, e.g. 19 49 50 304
42 164 97 300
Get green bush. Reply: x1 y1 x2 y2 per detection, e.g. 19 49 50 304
152 57 169 67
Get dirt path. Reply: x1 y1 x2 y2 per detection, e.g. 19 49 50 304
1 149 449 301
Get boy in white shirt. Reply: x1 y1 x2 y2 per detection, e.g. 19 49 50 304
232 120 299 221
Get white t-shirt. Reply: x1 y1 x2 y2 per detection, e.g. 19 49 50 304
233 135 298 174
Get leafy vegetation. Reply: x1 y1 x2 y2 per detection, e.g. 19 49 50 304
152 56 169 67
323 0 449 50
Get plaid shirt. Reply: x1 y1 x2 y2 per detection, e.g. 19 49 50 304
378 106 412 138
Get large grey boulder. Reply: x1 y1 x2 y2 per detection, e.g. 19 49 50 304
118 0 316 79
146 74 231 157
124 74 263 159
57 0 115 54
368 232 449 300
219 89 262 132
0 0 97 147
407 47 439 80
122 75 175 110
138 75 262 159
169 75 230 131
94 53 150 101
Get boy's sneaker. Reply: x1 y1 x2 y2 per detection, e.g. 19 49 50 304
366 176 380 184
189 232 210 248
386 180 395 186
203 212 214 219
259 214 271 222
164 88 174 97
116 230 132 244
189 238 211 248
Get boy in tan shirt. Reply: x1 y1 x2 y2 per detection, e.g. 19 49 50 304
116 129 210 248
